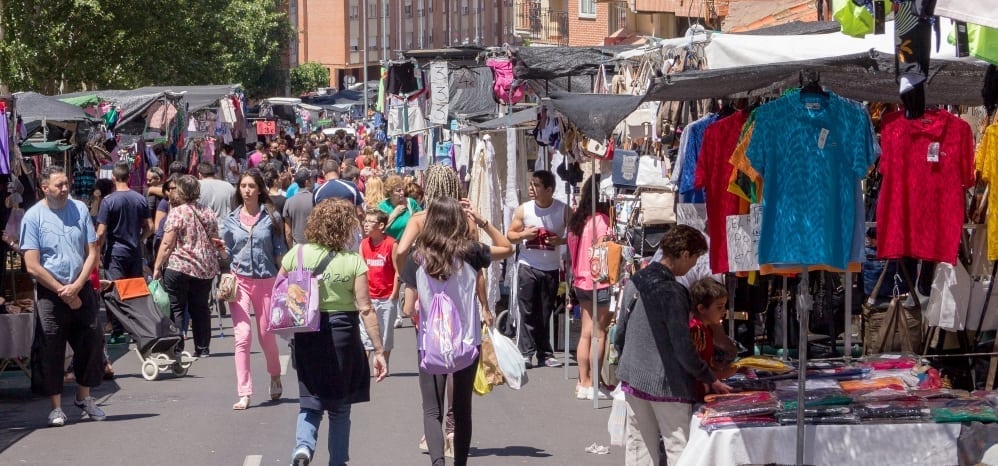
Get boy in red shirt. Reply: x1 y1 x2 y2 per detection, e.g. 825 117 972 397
689 278 739 400
360 210 398 366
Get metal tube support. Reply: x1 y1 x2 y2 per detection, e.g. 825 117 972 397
844 272 853 361
591 157 600 409
362 0 369 123
565 291 571 379
796 269 811 466
782 276 789 360
727 274 736 338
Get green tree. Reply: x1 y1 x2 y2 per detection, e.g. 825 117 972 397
290 62 329 95
0 0 291 97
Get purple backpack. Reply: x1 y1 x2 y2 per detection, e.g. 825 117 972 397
418 271 479 374
268 246 335 336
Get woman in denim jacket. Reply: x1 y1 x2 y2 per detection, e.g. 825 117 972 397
222 170 288 410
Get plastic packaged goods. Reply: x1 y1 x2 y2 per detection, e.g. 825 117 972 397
910 388 970 400
703 391 776 404
731 356 794 374
858 353 920 371
932 405 998 423
853 389 922 403
776 414 859 425
700 415 780 432
780 395 853 411
839 376 907 394
700 401 780 420
854 400 930 421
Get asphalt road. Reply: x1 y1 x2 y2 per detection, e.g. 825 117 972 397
1 318 618 465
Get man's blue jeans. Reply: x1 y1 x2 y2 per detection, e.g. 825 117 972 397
294 402 352 465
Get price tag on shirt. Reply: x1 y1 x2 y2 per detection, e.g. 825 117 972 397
817 128 829 150
927 142 940 163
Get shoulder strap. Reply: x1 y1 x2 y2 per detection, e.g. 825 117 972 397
313 250 337 276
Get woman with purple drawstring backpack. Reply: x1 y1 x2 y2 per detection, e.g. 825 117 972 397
401 197 513 466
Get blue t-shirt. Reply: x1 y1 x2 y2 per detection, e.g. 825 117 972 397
155 199 170 240
313 179 364 206
96 189 149 259
285 182 300 198
20 199 97 285
678 113 718 203
746 91 876 269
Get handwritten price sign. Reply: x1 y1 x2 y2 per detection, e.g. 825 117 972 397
726 204 762 272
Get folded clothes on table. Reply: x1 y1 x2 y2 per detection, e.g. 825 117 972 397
839 377 907 394
775 414 859 425
858 354 919 371
700 415 780 432
854 400 930 421
932 402 998 423
731 356 794 374
780 395 853 410
703 391 775 405
700 402 781 420
807 366 871 380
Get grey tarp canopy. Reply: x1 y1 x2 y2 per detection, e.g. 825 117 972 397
455 107 538 133
548 91 644 141
58 84 239 129
14 91 95 137
512 46 636 80
643 51 989 106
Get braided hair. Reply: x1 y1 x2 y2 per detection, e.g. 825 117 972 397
422 164 462 204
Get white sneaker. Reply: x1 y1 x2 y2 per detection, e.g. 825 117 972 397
575 385 589 400
583 387 610 400
291 446 311 465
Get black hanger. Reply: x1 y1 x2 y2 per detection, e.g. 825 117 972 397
799 70 827 96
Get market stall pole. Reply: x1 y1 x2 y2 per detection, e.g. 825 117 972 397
591 155 599 410
361 0 369 124
796 270 811 466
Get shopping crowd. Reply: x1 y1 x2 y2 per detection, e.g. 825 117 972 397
20 122 738 466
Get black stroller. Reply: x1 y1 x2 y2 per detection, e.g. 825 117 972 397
102 278 196 380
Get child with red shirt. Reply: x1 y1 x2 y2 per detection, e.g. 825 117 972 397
360 211 399 366
689 278 739 400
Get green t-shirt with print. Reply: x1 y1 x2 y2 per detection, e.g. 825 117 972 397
282 243 368 312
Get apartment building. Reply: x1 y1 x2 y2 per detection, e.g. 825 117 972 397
509 1 823 47
290 0 517 90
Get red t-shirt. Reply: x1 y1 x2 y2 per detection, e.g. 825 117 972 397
360 236 396 299
876 110 975 264
694 110 750 274
689 317 715 401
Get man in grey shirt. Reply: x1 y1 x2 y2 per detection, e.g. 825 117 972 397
198 162 235 221
283 169 316 246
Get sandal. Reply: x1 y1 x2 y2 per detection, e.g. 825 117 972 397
232 396 250 410
270 378 282 400
585 442 610 455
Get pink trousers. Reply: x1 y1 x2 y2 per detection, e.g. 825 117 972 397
230 274 281 397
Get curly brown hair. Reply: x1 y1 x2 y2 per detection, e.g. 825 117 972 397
660 225 708 259
383 175 404 200
305 199 360 251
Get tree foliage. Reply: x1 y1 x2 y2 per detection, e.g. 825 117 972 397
290 61 329 95
0 0 291 97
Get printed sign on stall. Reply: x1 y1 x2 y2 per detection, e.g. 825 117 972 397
255 120 276 136
726 204 762 272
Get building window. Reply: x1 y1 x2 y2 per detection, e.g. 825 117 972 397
350 38 359 51
368 1 377 17
368 34 378 50
349 5 359 18
418 7 424 16
579 0 596 18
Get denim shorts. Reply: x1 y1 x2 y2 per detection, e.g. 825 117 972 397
573 286 611 305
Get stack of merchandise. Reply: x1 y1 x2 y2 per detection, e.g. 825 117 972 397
698 392 781 432
774 379 856 424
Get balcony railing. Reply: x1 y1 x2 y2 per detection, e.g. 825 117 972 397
514 1 569 46
608 1 630 35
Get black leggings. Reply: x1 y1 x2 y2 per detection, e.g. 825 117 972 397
419 353 479 466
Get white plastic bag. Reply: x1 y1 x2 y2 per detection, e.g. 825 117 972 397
607 386 627 446
490 327 527 390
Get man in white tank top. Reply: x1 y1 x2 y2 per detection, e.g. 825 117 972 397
506 170 572 368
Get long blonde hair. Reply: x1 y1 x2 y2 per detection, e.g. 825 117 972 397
365 176 386 211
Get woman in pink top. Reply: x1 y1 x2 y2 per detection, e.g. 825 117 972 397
567 175 613 400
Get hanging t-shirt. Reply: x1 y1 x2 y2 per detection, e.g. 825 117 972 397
978 123 998 260
746 91 876 270
694 110 750 274
361 236 396 299
677 114 718 203
877 109 976 264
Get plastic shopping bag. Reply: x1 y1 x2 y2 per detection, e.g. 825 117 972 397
491 326 527 390
474 325 504 396
607 386 627 446
148 279 171 317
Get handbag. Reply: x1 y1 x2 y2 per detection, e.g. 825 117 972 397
217 273 238 302
638 190 677 225
268 246 337 336
628 225 670 257
589 239 624 285
584 137 615 160
863 261 923 354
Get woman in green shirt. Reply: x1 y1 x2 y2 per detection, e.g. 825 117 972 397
379 174 421 240
282 199 387 466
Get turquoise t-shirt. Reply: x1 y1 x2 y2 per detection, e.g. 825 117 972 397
20 199 97 285
745 91 876 269
282 243 368 312
379 197 421 240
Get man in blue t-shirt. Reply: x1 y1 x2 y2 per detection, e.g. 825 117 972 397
96 162 152 280
313 158 364 217
20 166 107 426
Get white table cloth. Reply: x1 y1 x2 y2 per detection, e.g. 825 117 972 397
678 416 961 466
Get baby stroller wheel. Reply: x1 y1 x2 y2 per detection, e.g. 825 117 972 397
141 360 160 381
179 351 194 370
172 362 189 376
